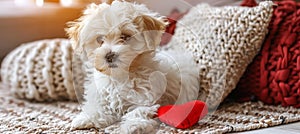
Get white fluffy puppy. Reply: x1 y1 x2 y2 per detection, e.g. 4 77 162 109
66 1 200 133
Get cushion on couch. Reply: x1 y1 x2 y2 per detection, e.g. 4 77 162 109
165 1 274 109
0 39 84 101
233 0 300 108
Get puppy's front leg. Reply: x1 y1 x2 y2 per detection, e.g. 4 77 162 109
72 82 118 129
72 108 118 130
71 112 95 129
120 105 160 134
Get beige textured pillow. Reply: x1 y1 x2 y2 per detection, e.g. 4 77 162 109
166 2 274 108
1 39 83 101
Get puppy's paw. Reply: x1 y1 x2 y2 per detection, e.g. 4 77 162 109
104 123 121 134
120 125 142 134
71 114 94 130
120 120 158 134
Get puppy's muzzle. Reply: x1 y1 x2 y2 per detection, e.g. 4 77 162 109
105 51 118 63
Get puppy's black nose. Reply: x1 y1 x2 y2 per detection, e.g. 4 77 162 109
105 51 118 63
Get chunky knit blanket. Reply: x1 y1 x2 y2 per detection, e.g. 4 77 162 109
1 83 300 133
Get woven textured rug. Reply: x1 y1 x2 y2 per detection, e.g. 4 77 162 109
0 83 299 134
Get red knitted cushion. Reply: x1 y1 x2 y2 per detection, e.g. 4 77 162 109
233 0 300 108
160 9 185 45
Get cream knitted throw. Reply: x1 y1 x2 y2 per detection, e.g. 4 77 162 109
0 39 80 101
166 1 274 108
1 83 300 133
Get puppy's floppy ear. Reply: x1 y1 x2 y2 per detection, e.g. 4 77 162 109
66 3 109 54
102 0 114 4
83 3 100 15
65 4 98 54
133 15 167 32
66 19 83 54
133 15 168 50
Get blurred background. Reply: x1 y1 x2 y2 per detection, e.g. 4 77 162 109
0 0 100 62
0 0 241 62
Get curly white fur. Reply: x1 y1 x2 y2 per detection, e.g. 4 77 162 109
66 1 200 133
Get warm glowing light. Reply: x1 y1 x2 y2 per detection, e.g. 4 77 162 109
36 0 44 7
60 0 73 7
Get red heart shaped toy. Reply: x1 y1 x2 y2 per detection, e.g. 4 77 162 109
157 100 208 129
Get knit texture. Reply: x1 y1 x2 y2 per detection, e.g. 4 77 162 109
1 84 300 133
0 39 82 101
234 0 300 108
166 2 274 109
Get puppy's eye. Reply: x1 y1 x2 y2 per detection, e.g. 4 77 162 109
96 35 104 45
120 34 130 41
